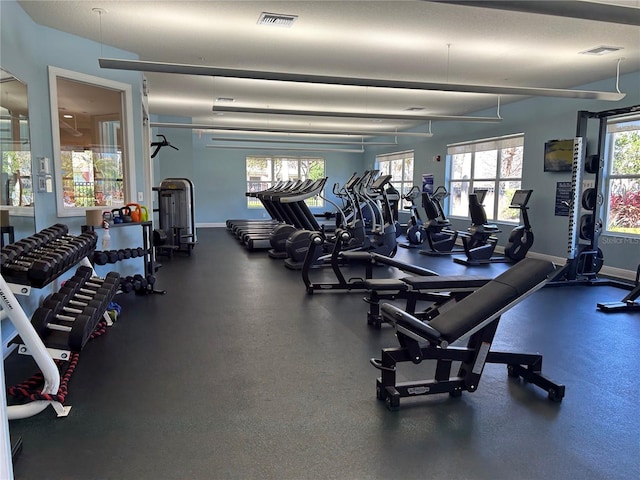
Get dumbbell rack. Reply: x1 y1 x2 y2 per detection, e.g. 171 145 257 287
1 226 114 420
86 221 166 295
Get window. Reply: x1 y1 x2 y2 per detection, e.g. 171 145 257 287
246 156 325 208
49 67 136 217
376 150 414 207
605 116 640 236
447 134 524 222
1 69 32 214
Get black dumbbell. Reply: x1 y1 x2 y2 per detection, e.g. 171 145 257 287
1 243 61 269
106 250 121 263
30 306 99 351
133 274 149 293
128 248 138 259
119 277 134 293
126 275 141 291
120 248 132 260
42 295 104 319
47 286 109 314
75 267 120 292
93 251 109 265
9 241 71 268
30 236 83 264
56 283 111 314
1 255 57 284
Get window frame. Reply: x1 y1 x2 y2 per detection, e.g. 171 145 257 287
375 150 414 211
245 155 325 209
48 66 136 217
603 115 640 237
447 134 525 223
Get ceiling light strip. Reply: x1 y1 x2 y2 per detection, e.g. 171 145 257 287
207 144 364 153
99 58 626 101
150 122 434 137
212 136 397 146
212 106 502 122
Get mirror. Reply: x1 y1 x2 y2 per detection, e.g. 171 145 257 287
0 67 35 245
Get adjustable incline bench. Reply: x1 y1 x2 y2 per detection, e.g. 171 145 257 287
371 258 565 410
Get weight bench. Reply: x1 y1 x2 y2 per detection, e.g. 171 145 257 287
370 258 565 410
303 235 438 294
363 275 490 328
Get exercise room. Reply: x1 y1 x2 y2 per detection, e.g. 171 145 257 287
1 1 639 479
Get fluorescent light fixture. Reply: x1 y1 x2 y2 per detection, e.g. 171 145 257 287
210 136 397 146
99 57 626 101
212 105 502 122
215 97 235 102
207 145 363 153
150 121 434 137
63 114 74 119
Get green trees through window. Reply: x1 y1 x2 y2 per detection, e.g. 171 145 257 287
607 121 640 235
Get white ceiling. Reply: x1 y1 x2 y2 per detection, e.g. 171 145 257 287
17 0 640 135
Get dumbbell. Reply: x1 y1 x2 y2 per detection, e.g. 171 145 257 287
8 240 72 270
42 295 104 320
128 248 138 259
47 232 97 257
0 254 57 284
119 277 134 293
133 274 149 294
75 265 119 282
125 275 142 291
120 248 132 260
75 267 120 292
1 245 59 272
93 251 109 266
105 250 121 263
46 287 110 317
30 306 99 351
56 282 111 315
30 234 88 264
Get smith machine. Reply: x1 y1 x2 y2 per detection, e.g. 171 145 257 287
549 104 639 290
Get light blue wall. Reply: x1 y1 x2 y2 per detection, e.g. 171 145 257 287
1 0 145 234
1 0 147 276
154 123 364 224
363 72 640 271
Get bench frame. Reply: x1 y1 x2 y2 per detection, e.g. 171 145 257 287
372 273 565 410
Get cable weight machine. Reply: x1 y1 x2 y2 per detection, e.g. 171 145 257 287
549 104 639 289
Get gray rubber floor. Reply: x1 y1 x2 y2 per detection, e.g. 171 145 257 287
6 227 640 480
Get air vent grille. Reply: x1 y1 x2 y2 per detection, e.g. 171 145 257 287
258 12 298 27
580 45 623 55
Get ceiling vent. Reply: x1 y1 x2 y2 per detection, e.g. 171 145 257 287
257 12 298 27
405 107 426 112
580 45 623 55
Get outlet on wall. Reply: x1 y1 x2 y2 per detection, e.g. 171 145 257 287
138 191 143 202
